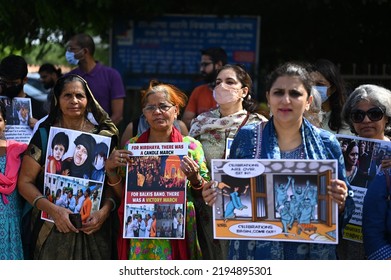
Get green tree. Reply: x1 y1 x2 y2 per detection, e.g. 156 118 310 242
1 0 391 73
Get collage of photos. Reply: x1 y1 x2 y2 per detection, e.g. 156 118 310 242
211 159 339 244
123 142 188 239
336 134 391 243
124 204 184 238
41 127 111 224
0 96 33 143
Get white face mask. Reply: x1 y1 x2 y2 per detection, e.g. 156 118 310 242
65 51 79 65
313 86 329 103
94 155 105 170
213 83 242 105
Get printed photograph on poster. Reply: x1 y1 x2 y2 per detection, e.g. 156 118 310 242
225 137 233 159
40 127 111 224
336 134 391 243
123 142 188 239
1 96 33 143
211 159 339 244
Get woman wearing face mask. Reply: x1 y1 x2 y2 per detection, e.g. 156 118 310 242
189 64 267 259
309 59 352 135
91 142 109 182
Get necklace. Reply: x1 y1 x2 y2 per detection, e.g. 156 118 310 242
58 118 87 131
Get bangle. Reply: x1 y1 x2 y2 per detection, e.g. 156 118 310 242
105 168 118 177
190 177 204 190
105 197 117 212
107 176 122 186
32 195 47 208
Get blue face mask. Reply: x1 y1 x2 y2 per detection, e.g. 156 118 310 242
314 86 329 103
65 51 79 65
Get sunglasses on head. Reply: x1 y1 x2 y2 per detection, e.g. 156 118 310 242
351 107 384 123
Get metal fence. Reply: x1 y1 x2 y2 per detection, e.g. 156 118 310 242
340 63 391 92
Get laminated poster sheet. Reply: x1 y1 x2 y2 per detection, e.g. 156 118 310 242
211 158 339 244
123 142 187 239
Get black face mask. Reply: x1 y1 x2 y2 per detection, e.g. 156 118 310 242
43 80 55 90
3 84 23 99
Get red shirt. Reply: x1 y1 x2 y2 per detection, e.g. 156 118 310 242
185 84 217 115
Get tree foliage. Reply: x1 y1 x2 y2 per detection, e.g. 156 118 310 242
1 0 391 73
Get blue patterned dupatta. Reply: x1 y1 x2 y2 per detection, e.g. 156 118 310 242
261 117 354 220
261 117 329 160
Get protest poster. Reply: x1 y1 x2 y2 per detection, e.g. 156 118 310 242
211 158 339 244
41 127 111 224
336 134 391 243
1 97 33 143
123 142 187 239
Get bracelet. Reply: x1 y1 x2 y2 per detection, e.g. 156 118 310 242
105 168 118 177
190 177 205 190
105 197 117 212
32 195 47 208
107 176 122 187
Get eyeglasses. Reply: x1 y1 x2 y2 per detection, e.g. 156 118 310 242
143 104 174 113
200 62 213 68
351 107 384 123
66 47 82 52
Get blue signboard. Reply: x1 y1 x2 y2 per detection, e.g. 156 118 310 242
112 14 260 94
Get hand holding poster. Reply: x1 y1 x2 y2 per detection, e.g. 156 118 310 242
123 142 188 239
211 159 339 244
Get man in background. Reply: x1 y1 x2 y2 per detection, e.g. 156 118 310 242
65 33 126 126
182 47 227 129
0 54 46 128
38 63 62 113
91 189 100 213
38 63 62 91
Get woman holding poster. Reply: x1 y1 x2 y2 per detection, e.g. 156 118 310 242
118 80 209 260
17 74 121 260
189 64 267 259
202 62 355 260
341 84 391 259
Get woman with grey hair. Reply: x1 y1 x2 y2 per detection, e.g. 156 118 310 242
340 84 391 260
342 84 391 139
356 85 391 259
